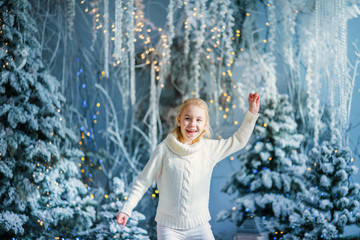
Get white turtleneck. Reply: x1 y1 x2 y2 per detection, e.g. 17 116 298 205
121 111 258 229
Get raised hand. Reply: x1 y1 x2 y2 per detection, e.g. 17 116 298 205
248 93 260 115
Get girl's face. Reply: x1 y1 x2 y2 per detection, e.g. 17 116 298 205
177 104 207 145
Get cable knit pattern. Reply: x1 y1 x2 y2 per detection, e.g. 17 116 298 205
180 159 191 215
121 111 258 229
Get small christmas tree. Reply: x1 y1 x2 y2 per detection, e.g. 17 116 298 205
78 177 150 240
218 94 308 236
288 130 360 239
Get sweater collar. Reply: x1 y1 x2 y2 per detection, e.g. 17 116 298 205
165 133 203 156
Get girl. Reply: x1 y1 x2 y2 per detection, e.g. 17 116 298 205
117 93 260 239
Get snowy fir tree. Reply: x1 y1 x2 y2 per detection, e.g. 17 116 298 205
0 0 150 238
77 177 149 240
0 0 95 238
288 130 360 239
218 94 308 236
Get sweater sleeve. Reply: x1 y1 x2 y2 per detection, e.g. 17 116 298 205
210 111 258 164
121 144 163 217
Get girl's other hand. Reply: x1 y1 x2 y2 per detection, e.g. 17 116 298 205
116 212 129 227
248 93 260 115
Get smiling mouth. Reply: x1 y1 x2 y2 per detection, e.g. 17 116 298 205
186 129 197 135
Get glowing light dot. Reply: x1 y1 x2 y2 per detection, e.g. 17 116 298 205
308 167 311 171
219 107 223 111
124 197 127 200
230 156 234 160
79 141 83 145
155 190 159 194
218 136 222 139
152 194 156 198
314 163 316 166
78 163 81 167
223 114 227 119
263 123 268 127
334 150 338 153
104 195 108 199
269 157 272 161
96 103 100 107
232 206 236 210
246 13 250 16
296 10 299 13
101 71 105 77
232 104 236 108
99 166 102 170
210 100 214 103
351 158 354 162
161 84 164 88
234 121 238 125
263 39 267 43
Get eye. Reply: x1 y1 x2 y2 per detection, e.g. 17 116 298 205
197 119 202 122
185 117 190 120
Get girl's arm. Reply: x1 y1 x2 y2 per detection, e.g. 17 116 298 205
119 144 164 220
210 93 260 163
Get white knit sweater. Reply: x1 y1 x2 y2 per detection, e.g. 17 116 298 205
121 111 258 229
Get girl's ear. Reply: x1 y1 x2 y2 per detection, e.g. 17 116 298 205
177 116 180 126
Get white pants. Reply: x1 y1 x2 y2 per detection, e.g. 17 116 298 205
157 222 215 240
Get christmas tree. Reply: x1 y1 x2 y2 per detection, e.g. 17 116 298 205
77 177 150 240
288 130 360 239
218 94 308 236
0 1 150 238
0 0 96 238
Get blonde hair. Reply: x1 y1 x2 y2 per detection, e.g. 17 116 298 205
171 98 212 144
